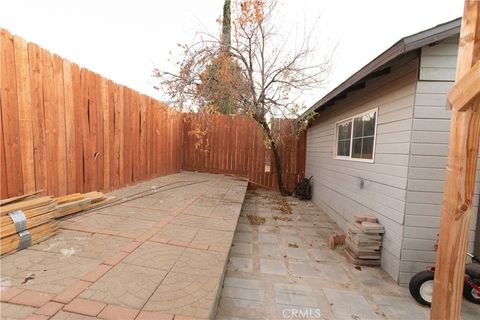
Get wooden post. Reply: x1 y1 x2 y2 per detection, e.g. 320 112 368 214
430 1 480 319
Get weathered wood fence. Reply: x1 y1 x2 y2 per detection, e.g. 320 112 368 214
0 28 305 199
182 113 306 192
0 29 183 198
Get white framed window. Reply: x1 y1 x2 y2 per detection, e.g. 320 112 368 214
334 108 378 162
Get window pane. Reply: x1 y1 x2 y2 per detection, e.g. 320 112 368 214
361 137 374 159
353 117 363 138
363 112 376 136
338 122 351 140
352 138 362 158
337 139 350 156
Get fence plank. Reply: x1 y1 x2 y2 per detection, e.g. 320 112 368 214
41 49 59 196
13 35 35 194
0 104 8 198
71 63 84 193
28 43 48 195
53 54 67 196
63 60 76 194
0 29 23 197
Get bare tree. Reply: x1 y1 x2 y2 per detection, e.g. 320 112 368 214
154 0 330 195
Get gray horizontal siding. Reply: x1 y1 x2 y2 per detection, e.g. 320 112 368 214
419 35 459 81
400 36 480 286
306 54 419 281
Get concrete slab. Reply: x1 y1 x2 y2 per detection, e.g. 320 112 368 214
228 257 253 273
323 288 381 320
231 242 253 255
216 188 480 320
258 244 283 258
260 259 288 276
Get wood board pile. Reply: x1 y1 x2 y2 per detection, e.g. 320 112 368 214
0 192 58 255
55 192 116 218
344 214 384 266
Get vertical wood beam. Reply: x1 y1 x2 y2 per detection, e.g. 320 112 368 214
431 1 480 319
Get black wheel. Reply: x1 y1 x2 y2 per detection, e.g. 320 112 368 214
463 279 480 304
409 270 435 306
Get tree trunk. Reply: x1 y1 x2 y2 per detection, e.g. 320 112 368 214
271 140 287 196
253 113 287 196
222 0 231 54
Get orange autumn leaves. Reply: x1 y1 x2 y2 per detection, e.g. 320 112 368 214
239 0 265 25
198 52 248 114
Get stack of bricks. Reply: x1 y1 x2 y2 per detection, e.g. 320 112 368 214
344 214 384 266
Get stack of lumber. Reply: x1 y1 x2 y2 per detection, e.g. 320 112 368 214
55 192 115 218
344 214 384 266
0 192 58 255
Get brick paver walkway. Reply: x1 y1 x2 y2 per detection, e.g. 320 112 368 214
1 172 247 320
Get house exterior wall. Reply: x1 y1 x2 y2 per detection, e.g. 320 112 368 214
400 36 480 285
305 53 419 281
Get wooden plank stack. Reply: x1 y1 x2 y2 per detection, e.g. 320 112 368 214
55 192 115 218
0 193 58 255
0 190 115 255
344 214 384 266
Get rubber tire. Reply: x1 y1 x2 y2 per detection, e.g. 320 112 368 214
409 270 435 306
463 279 480 304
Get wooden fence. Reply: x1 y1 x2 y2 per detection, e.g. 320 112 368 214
182 113 306 192
0 29 183 199
0 28 305 199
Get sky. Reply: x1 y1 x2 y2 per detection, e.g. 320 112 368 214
0 0 463 108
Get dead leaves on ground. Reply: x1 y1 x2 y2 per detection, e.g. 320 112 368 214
247 214 266 225
272 197 293 215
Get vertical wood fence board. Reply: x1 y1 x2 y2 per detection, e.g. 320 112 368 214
108 81 119 188
0 29 24 197
99 76 109 191
95 73 104 191
28 43 46 194
0 104 8 198
13 35 35 194
117 85 126 186
71 63 84 193
80 69 91 191
63 60 76 194
53 54 67 196
41 49 59 196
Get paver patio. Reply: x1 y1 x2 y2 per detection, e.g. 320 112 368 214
216 189 480 320
0 172 248 320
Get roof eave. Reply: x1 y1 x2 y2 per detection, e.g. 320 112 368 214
299 17 461 122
